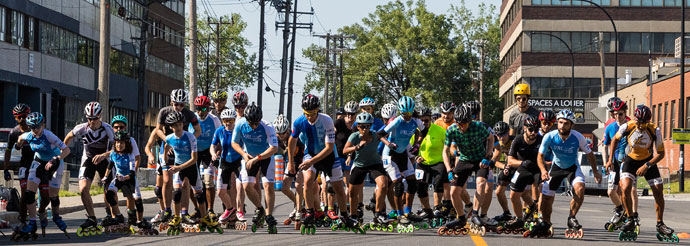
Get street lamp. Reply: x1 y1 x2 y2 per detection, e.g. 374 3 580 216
531 32 575 113
562 0 618 97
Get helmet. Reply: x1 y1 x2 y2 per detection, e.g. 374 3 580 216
13 103 31 116
431 113 441 121
454 105 472 123
524 116 540 131
244 103 263 123
171 89 188 103
113 131 129 141
417 106 432 117
211 90 228 101
273 114 290 134
611 99 627 112
634 105 652 123
301 94 320 110
607 97 622 112
359 97 375 107
464 101 481 116
26 112 44 127
336 107 344 115
556 109 576 123
356 112 374 124
232 91 248 106
513 83 530 96
194 96 211 107
111 115 128 126
493 121 510 136
165 111 183 125
84 101 102 118
440 101 456 113
397 96 415 113
381 103 397 119
539 109 556 123
220 108 236 120
344 101 359 114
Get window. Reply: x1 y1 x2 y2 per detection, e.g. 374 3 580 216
671 100 676 139
0 7 5 42
686 97 690 128
657 103 662 129
533 0 611 5
664 102 668 138
11 11 24 46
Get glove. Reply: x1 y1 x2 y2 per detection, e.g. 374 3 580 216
14 144 21 150
4 170 11 181
480 159 491 168
49 157 60 173
448 171 455 182
388 143 398 151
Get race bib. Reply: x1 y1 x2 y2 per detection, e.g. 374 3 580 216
415 169 425 180
382 156 392 168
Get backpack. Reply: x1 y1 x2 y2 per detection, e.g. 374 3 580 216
0 185 20 212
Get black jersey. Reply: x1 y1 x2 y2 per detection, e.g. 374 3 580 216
508 133 543 173
7 125 35 168
334 118 354 158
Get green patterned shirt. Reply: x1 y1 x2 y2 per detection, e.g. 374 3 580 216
445 122 490 161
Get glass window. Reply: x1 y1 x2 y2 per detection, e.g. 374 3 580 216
671 100 676 139
642 0 653 6
664 103 667 138
621 0 631 5
642 33 651 53
11 11 25 46
0 7 5 42
664 33 678 54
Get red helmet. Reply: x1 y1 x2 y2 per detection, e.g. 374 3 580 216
611 100 627 111
233 91 248 106
538 109 556 123
13 103 31 116
194 96 211 107
634 105 652 123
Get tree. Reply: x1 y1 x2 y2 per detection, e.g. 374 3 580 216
186 13 257 96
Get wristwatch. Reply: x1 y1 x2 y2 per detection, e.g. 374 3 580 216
645 162 652 168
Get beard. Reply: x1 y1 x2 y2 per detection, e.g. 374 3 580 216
558 128 571 137
527 133 537 141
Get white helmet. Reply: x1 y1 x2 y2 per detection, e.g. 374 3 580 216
556 109 576 123
171 89 188 103
344 101 359 114
356 112 374 124
220 108 236 120
381 103 397 119
359 97 375 107
84 101 102 118
273 114 290 134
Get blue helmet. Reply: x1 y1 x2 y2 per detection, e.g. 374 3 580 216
26 112 44 127
359 97 375 107
397 96 415 113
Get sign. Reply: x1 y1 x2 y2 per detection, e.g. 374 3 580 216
676 37 681 59
672 128 690 144
528 98 586 121
28 53 34 73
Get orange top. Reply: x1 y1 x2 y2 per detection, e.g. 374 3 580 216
434 118 455 130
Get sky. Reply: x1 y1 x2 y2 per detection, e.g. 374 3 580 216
201 0 502 121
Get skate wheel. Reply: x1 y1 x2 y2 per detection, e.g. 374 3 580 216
437 227 445 235
523 231 530 238
300 225 306 235
77 228 84 237
284 219 291 225
577 229 583 239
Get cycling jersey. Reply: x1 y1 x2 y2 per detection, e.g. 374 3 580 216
445 122 490 161
334 118 354 158
381 116 424 155
157 106 199 135
352 117 385 132
189 113 221 151
232 120 278 156
494 136 515 163
411 123 445 165
109 151 134 176
434 118 455 130
71 122 114 158
604 121 628 162
211 126 242 163
291 113 336 157
614 120 663 161
509 134 543 173
538 129 591 169
19 130 67 161
509 106 540 136
165 131 197 165
7 125 34 168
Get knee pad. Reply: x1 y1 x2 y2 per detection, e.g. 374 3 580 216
154 186 163 199
417 182 429 198
105 190 118 206
406 179 418 195
433 183 445 193
204 175 216 189
394 181 404 197
24 190 36 204
326 183 335 194
195 192 207 205
173 189 182 203
135 199 144 213
50 197 60 208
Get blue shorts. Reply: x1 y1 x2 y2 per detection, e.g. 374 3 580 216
338 157 350 171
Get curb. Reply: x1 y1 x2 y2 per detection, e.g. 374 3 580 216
60 196 159 215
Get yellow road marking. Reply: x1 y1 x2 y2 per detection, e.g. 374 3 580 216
470 234 488 246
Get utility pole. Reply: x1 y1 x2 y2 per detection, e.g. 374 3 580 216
258 0 266 107
188 0 198 110
287 0 298 122
324 33 330 115
278 0 291 115
339 37 344 107
680 0 686 192
97 0 111 118
331 37 337 116
599 32 606 94
135 0 150 156
208 16 234 94
477 40 486 122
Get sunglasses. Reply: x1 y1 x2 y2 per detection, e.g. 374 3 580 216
402 112 412 116
87 117 99 121
345 113 356 116
222 119 235 124
174 103 185 107
29 124 41 130
526 127 539 133
198 107 208 112
540 120 553 126
113 126 126 130
615 112 625 117
357 124 371 129
234 105 246 109
303 110 318 116
14 115 26 119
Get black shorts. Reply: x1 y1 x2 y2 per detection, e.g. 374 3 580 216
312 153 336 178
543 164 584 196
157 152 176 176
178 164 200 189
80 157 108 181
451 160 490 187
247 158 271 178
621 156 661 182
417 162 448 193
390 150 411 173
608 158 621 189
197 148 214 168
114 178 136 197
349 164 386 185
497 167 516 185
510 166 537 193
218 159 242 189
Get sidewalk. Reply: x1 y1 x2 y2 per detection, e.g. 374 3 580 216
638 192 690 201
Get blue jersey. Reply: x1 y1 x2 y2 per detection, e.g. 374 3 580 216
353 117 385 132
165 131 197 165
109 151 134 176
604 121 627 162
291 114 337 157
212 126 242 162
19 130 67 162
189 113 221 151
232 120 278 156
382 116 424 155
538 130 591 169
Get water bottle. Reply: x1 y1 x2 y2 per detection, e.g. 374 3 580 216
47 208 53 220
274 155 284 190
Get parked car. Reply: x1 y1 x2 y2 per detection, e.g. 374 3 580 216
0 128 22 170
578 151 608 191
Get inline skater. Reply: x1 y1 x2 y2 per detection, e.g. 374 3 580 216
210 90 228 117
273 114 306 228
532 109 556 205
490 121 516 224
189 96 222 221
232 91 250 224
211 109 242 227
463 101 497 228
602 98 631 231
335 101 358 206
536 110 602 239
11 113 70 241
509 84 540 137
231 103 279 233
3 104 34 226
610 105 677 242
354 97 385 131
365 102 396 218
101 131 143 234
63 102 115 234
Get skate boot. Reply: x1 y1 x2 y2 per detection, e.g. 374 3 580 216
656 222 679 242
136 220 159 235
166 216 182 236
395 214 414 233
437 216 468 236
524 220 553 238
493 211 513 226
181 214 199 232
417 208 434 228
101 216 118 234
481 215 500 234
469 215 485 236
76 215 101 237
363 212 395 232
522 203 538 223
618 217 638 241
219 208 237 224
127 209 137 227
52 215 70 238
115 214 129 234
387 210 399 220
208 210 217 222
357 203 364 219
11 219 37 241
266 215 278 234
314 210 326 227
251 207 266 233
326 209 339 227
604 207 625 232
564 216 583 239
152 210 171 231
293 210 303 230
200 215 223 234
431 205 446 228
406 212 429 230
39 212 48 237
502 218 525 234
284 208 297 225
235 210 247 230
300 210 317 235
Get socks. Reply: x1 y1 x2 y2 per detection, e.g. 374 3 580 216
404 207 412 215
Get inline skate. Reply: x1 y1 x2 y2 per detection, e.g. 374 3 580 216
76 215 102 237
564 216 583 239
251 207 266 233
437 216 468 236
656 222 679 242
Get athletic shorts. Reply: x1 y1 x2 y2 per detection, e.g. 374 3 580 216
339 157 351 171
607 158 622 190
510 166 538 193
173 164 203 191
107 175 136 197
620 156 662 186
79 155 108 181
451 159 491 187
349 164 386 185
17 153 33 188
28 158 64 189
157 142 175 175
217 159 242 189
241 157 275 184
305 153 343 182
415 162 448 193
497 167 516 186
542 164 585 197
197 148 215 169
383 150 414 180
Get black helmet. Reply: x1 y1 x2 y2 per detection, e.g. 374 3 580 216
114 131 130 141
244 102 263 124
301 94 321 111
607 97 622 112
454 105 472 123
611 100 627 112
13 103 31 116
634 105 652 123
336 107 344 116
440 101 456 113
539 109 556 123
493 121 509 136
464 101 481 116
165 111 183 125
524 116 540 131
417 106 432 117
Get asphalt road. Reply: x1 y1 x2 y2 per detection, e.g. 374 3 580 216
3 187 689 246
